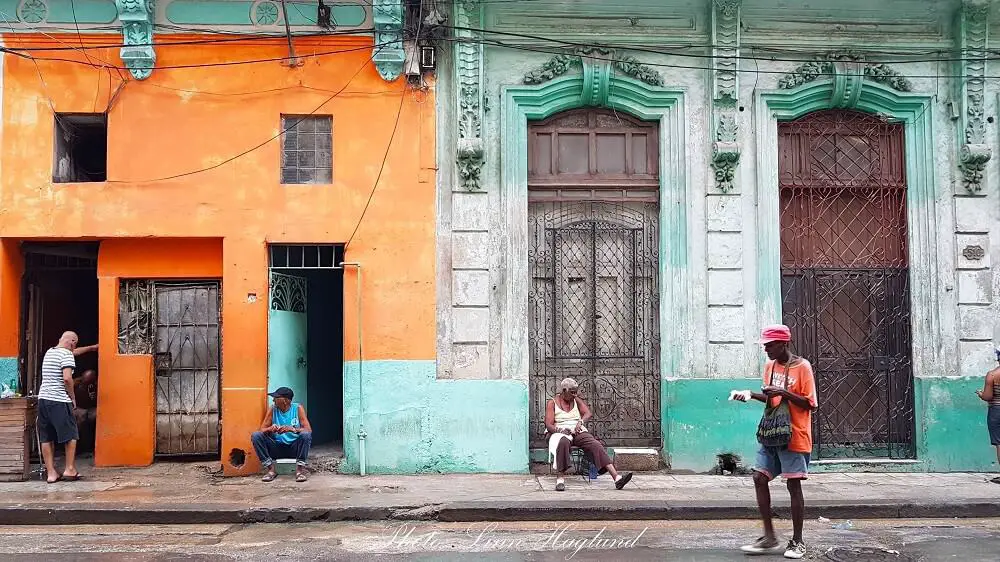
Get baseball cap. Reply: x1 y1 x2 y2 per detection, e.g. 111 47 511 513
759 324 792 344
268 387 294 400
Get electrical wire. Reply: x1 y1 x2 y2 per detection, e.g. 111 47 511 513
344 67 408 249
343 0 417 249
105 51 379 183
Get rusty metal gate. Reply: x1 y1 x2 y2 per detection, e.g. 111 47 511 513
527 108 661 449
778 109 915 459
119 280 221 456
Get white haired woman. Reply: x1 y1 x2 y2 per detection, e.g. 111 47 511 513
544 377 633 491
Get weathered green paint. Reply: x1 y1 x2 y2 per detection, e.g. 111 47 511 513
754 79 945 386
914 377 998 472
663 378 762 472
499 73 690 380
287 3 365 27
165 0 252 25
47 0 118 23
164 0 366 27
661 377 999 473
341 360 529 474
0 357 18 395
267 310 308 409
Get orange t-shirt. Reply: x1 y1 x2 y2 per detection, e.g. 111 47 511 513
762 357 818 453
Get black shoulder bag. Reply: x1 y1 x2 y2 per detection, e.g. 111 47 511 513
756 361 792 448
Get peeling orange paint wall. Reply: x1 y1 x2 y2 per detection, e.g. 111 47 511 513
0 34 437 474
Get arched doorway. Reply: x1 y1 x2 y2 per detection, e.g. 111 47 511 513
526 108 661 449
778 109 916 460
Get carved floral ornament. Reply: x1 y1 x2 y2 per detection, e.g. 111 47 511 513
778 51 913 94
523 48 664 90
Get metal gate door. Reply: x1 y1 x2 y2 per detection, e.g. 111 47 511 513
778 109 915 459
139 282 222 456
528 202 661 448
526 108 661 449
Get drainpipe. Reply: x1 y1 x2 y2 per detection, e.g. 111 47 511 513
338 261 366 476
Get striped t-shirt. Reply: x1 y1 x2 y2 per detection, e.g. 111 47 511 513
38 347 75 403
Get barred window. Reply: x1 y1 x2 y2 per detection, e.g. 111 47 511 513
280 115 333 184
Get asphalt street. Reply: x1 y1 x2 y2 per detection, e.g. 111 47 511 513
2 518 1000 561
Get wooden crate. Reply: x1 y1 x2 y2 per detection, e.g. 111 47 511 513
0 397 36 482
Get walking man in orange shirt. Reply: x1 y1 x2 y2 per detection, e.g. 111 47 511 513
733 324 817 559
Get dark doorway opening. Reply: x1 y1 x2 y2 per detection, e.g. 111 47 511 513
19 241 101 455
268 245 345 450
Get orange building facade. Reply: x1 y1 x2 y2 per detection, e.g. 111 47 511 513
0 10 435 474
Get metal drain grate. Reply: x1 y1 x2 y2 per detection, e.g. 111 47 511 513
825 547 914 562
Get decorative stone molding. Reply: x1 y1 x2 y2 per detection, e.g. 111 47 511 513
456 0 484 191
523 48 663 91
19 0 49 24
712 0 740 103
712 113 739 193
500 75 689 380
115 0 155 80
373 0 405 81
955 0 991 194
962 245 986 261
778 52 913 100
710 0 740 193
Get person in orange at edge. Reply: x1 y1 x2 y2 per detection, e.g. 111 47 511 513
731 324 817 560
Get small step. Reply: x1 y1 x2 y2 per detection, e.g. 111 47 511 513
612 448 661 471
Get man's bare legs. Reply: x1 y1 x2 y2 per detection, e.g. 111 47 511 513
40 440 79 482
40 442 59 483
787 478 805 543
753 471 777 541
63 440 78 478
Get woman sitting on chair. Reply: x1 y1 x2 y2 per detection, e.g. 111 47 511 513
545 377 633 492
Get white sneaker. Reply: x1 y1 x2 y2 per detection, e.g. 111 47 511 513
783 540 806 559
739 536 785 555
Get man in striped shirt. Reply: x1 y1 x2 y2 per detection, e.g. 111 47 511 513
37 331 97 483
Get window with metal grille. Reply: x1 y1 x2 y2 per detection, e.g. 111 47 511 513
280 115 333 184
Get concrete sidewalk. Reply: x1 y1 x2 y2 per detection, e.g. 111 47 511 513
2 458 998 525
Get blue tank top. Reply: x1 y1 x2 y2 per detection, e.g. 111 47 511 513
272 402 301 444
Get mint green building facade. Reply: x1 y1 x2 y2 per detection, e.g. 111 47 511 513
15 0 991 477
336 0 1000 475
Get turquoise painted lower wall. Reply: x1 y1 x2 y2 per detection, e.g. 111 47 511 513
337 366 995 474
341 360 529 474
663 377 999 473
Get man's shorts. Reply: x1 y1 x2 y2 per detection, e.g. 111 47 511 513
753 445 810 480
36 399 79 444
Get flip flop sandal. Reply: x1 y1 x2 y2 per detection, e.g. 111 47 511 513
615 472 633 490
62 474 82 482
555 481 566 492
46 476 62 484
261 472 277 482
295 473 308 483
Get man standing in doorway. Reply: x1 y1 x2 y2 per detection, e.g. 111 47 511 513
36 331 97 483
733 324 817 559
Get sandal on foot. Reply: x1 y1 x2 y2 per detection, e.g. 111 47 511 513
62 474 82 482
615 472 633 490
46 476 62 484
295 472 308 483
555 480 566 492
261 472 277 482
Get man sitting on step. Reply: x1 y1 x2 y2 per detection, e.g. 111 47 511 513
251 387 313 483
545 377 633 491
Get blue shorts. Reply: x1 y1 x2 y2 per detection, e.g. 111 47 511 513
753 446 810 480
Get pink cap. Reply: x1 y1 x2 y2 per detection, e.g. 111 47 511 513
760 324 792 344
